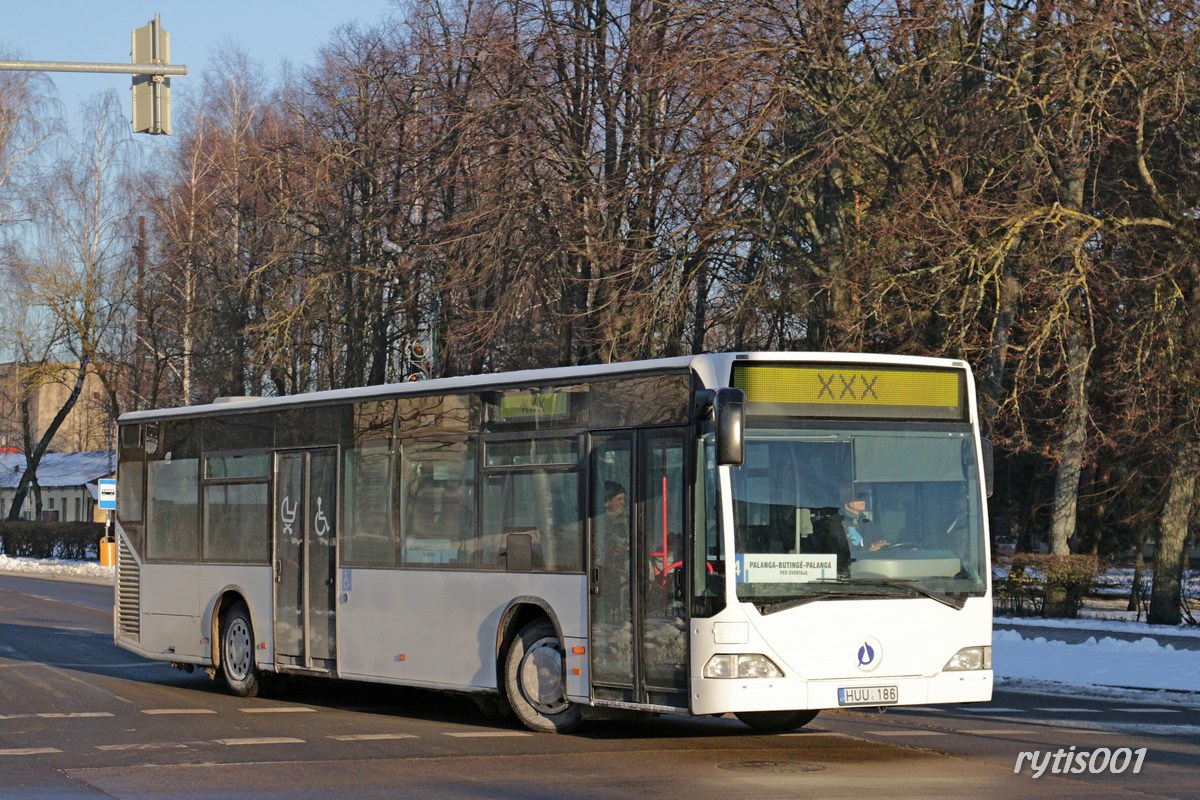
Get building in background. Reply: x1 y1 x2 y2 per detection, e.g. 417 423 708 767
0 362 111 454
0 451 114 522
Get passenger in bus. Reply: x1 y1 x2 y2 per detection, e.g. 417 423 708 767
601 481 629 555
597 481 631 621
406 480 440 540
604 481 626 514
437 480 474 543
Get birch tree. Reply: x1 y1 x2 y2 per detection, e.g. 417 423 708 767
4 93 134 519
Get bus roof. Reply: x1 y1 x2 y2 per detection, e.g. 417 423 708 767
118 351 971 424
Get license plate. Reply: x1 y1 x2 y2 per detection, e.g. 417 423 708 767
838 685 899 706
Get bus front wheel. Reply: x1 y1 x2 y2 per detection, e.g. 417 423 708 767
504 619 581 733
735 709 819 732
219 601 262 698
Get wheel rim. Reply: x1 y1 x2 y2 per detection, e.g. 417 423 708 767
224 617 254 682
518 636 568 715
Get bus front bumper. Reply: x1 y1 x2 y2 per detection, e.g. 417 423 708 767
690 669 993 716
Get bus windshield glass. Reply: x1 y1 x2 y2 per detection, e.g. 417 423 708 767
730 421 986 611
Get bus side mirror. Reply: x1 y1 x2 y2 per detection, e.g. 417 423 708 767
715 388 745 466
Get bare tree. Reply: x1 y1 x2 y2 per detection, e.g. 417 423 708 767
1 93 134 517
131 0 1200 622
0 67 58 228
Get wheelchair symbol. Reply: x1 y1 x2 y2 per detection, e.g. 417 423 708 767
314 497 330 538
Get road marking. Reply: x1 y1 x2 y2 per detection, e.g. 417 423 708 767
240 707 316 714
95 743 188 751
443 731 532 738
1102 724 1200 736
0 748 62 756
962 728 1024 735
1033 707 1101 713
962 707 1021 713
37 712 113 719
142 709 217 715
864 730 946 737
0 662 163 670
328 733 419 741
1114 708 1180 714
215 737 306 746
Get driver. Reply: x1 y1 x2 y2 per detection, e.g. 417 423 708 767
842 494 890 552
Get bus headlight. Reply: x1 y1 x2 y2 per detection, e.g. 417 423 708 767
943 645 992 671
703 654 784 679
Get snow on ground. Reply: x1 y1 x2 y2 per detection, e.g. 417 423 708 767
0 554 114 583
997 613 1200 637
1 555 1196 705
993 626 1198 701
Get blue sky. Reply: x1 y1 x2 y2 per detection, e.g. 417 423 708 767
2 1 396 135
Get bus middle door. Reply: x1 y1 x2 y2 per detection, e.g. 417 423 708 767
273 448 338 673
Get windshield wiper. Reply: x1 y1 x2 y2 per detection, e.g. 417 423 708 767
758 590 880 614
884 579 967 610
832 576 968 609
754 578 967 614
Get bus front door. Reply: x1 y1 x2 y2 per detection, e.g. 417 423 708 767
590 430 688 709
273 448 338 674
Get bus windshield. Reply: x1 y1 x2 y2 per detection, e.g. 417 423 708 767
730 421 986 612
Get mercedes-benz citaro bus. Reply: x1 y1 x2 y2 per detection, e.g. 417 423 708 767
113 352 992 733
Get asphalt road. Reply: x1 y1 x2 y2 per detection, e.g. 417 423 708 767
0 574 1197 800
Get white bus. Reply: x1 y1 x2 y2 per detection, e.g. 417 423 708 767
113 352 992 732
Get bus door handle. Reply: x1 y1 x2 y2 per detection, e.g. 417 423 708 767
591 567 601 594
274 559 281 583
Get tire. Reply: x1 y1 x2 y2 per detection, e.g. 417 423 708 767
734 709 820 732
503 619 581 733
219 601 262 698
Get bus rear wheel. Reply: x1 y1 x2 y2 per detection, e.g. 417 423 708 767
734 709 819 732
504 619 581 733
219 601 262 698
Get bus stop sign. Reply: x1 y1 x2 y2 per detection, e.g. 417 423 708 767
98 479 117 511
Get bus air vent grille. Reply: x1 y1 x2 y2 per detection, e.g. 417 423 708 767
116 536 140 641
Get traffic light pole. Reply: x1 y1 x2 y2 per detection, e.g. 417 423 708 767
0 61 186 76
0 14 186 135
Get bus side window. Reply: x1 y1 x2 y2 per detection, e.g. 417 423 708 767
341 439 395 567
399 439 475 567
482 470 581 572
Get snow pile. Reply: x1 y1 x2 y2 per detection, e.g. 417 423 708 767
0 554 113 583
993 629 1198 693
